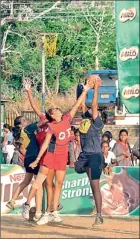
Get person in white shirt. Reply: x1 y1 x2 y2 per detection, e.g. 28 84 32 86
2 124 14 164
101 141 116 166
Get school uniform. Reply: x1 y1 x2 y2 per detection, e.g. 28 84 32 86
24 123 40 175
40 113 74 171
75 115 106 180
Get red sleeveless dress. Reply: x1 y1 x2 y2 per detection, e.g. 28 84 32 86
40 113 74 171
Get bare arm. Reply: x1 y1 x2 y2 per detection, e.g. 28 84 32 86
27 90 42 117
37 133 52 160
69 89 88 118
91 77 102 120
2 133 7 146
23 79 42 117
29 133 52 168
81 100 88 114
69 78 94 118
36 119 48 128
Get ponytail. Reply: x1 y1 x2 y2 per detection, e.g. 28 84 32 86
12 126 21 141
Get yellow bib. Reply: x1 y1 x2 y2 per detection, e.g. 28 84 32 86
79 119 91 134
20 129 30 149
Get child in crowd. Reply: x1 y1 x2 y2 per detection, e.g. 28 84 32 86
102 131 116 150
69 128 81 168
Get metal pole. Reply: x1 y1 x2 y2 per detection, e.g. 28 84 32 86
41 34 46 212
42 35 46 113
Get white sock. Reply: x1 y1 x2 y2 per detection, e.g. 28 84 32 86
36 211 41 215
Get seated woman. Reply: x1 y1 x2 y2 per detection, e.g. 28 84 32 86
112 129 133 166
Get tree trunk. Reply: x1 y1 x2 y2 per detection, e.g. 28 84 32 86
95 35 100 70
95 56 99 70
10 1 14 17
55 71 60 95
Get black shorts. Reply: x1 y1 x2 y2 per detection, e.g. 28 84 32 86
75 152 107 180
24 157 40 175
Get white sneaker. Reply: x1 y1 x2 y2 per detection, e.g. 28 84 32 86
33 213 42 222
37 212 52 225
22 204 30 219
51 211 63 223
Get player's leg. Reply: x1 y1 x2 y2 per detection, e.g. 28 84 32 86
22 166 48 219
6 172 33 212
51 170 66 222
37 169 55 225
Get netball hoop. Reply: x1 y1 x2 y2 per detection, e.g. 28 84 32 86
44 33 58 57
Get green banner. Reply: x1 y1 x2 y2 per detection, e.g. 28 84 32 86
1 165 139 216
115 1 139 113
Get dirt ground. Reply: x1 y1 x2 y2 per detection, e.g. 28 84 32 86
1 215 139 238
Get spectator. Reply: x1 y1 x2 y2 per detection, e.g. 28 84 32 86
112 129 133 166
11 139 25 167
132 139 140 166
3 124 14 144
102 131 116 150
132 138 140 159
2 124 14 164
101 141 116 166
69 129 81 168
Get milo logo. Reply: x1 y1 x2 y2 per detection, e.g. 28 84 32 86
119 7 136 22
119 47 139 61
122 84 140 99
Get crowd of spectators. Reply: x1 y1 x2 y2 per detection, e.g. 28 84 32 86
1 123 139 169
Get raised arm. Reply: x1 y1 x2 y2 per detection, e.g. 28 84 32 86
81 100 88 114
69 77 95 118
23 79 42 117
29 133 52 169
91 76 102 119
37 118 49 128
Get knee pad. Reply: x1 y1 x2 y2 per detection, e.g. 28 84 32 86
32 173 47 189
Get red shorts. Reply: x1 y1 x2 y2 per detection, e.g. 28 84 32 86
40 150 68 171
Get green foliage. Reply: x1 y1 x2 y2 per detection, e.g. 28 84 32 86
1 4 117 98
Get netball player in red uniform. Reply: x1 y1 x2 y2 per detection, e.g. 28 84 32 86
22 77 95 224
23 80 63 219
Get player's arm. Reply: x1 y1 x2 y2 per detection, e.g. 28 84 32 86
23 79 42 117
69 77 94 118
29 133 52 168
91 77 102 120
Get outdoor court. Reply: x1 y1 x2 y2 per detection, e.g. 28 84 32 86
1 215 139 238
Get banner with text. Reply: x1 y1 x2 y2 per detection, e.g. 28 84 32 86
115 1 139 113
1 165 139 216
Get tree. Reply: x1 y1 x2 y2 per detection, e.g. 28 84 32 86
82 1 115 69
1 1 117 100
1 1 61 25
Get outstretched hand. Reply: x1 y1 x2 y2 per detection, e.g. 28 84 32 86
94 75 102 88
84 74 102 91
23 79 31 91
83 76 95 91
